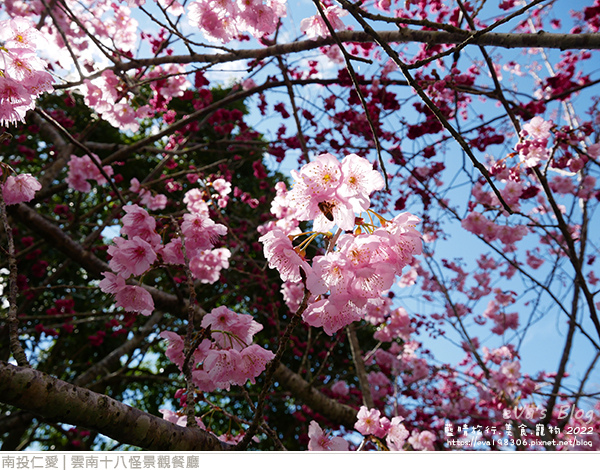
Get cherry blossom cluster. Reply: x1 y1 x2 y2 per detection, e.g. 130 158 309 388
482 289 519 336
99 197 231 315
515 116 553 168
66 154 114 193
82 70 152 133
461 211 529 247
308 406 433 451
160 306 275 392
462 116 599 251
355 407 426 451
259 153 422 336
0 17 53 126
187 0 287 43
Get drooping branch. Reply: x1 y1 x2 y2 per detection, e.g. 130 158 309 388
0 361 231 451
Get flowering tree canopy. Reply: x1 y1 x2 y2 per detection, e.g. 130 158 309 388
1 0 600 452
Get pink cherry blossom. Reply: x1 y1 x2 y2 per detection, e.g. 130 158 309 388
293 152 343 201
159 331 186 369
158 0 184 16
66 154 114 193
183 188 210 216
300 6 348 39
160 237 186 265
354 406 385 437
108 236 158 278
2 173 41 205
98 272 127 294
522 116 553 140
307 421 349 451
259 228 311 283
408 430 436 451
280 280 305 312
238 344 275 384
159 408 188 427
287 154 357 231
120 204 162 248
0 17 48 50
302 296 363 336
306 251 351 296
386 416 409 451
140 190 167 211
114 285 154 316
187 0 238 43
181 212 227 254
338 153 385 212
331 380 349 396
188 248 231 284
203 348 244 387
201 306 262 349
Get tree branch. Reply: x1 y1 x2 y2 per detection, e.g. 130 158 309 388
96 30 600 78
273 363 358 429
0 361 231 451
